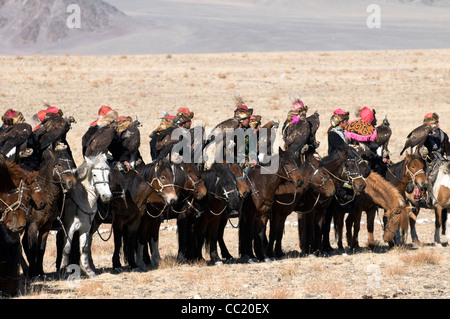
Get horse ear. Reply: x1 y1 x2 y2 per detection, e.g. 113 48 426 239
0 153 6 167
405 151 410 159
25 171 39 185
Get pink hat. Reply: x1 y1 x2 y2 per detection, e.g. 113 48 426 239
360 107 374 123
46 106 60 114
5 109 17 118
177 107 192 115
333 108 347 115
292 101 304 111
98 105 112 116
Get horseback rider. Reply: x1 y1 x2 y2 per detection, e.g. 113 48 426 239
327 108 359 204
421 112 450 162
282 95 308 134
233 102 257 168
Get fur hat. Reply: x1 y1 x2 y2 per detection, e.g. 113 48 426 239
290 94 307 113
423 112 439 125
91 106 113 126
2 109 25 126
330 109 349 127
174 107 194 125
233 95 253 121
97 109 118 128
249 115 262 128
116 116 133 135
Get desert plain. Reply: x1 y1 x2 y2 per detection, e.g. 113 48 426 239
0 49 449 299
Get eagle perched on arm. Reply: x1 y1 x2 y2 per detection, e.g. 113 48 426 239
400 123 433 156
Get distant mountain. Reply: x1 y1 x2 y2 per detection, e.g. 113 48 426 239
0 0 130 54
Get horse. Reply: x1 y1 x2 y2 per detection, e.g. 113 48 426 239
22 145 78 278
238 148 305 262
335 172 411 250
385 151 427 194
304 149 371 256
0 156 45 233
58 153 112 277
406 160 450 246
268 153 335 259
136 162 207 267
109 159 177 271
189 163 242 265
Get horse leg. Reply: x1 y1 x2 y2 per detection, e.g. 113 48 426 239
60 216 80 273
352 210 362 250
335 212 345 250
442 208 448 245
254 216 269 261
434 206 443 246
207 216 222 265
218 216 233 260
238 209 256 261
345 213 354 250
112 222 123 270
125 222 140 270
366 209 376 250
148 218 162 266
78 216 96 278
409 206 421 244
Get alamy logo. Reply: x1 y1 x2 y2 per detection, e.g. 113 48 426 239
67 4 81 29
367 4 381 29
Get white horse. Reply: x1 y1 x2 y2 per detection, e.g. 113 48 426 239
60 153 112 277
407 160 450 246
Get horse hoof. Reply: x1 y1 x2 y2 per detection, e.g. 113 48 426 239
215 261 224 266
113 267 124 274
131 267 141 273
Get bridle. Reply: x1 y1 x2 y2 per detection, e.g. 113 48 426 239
0 179 31 225
91 166 111 187
53 157 76 191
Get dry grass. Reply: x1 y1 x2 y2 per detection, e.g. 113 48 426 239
400 250 442 266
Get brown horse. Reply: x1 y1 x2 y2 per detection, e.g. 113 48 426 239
22 146 77 278
109 159 178 271
304 149 371 256
137 162 206 267
0 158 45 233
268 153 335 258
337 172 411 250
239 149 305 262
405 160 450 246
337 152 426 250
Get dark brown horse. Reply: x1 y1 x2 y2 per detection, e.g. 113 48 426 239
303 149 371 256
239 149 305 262
136 162 207 267
109 159 178 271
268 153 335 258
22 146 77 278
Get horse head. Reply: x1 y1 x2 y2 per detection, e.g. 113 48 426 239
45 145 77 191
383 206 411 243
24 170 46 210
183 163 207 200
226 163 251 198
278 148 304 187
306 154 335 198
0 160 42 233
150 159 178 206
405 151 427 191
342 156 367 195
83 153 113 204
203 164 241 212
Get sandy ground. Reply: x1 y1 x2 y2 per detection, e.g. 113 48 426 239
0 49 448 300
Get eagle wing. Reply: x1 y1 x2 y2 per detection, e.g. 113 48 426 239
85 126 116 157
283 120 310 154
306 112 320 136
34 115 70 151
0 123 33 155
374 124 392 147
400 124 433 155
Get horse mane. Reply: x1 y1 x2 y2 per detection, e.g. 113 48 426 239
5 161 28 180
201 163 231 192
365 172 405 210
